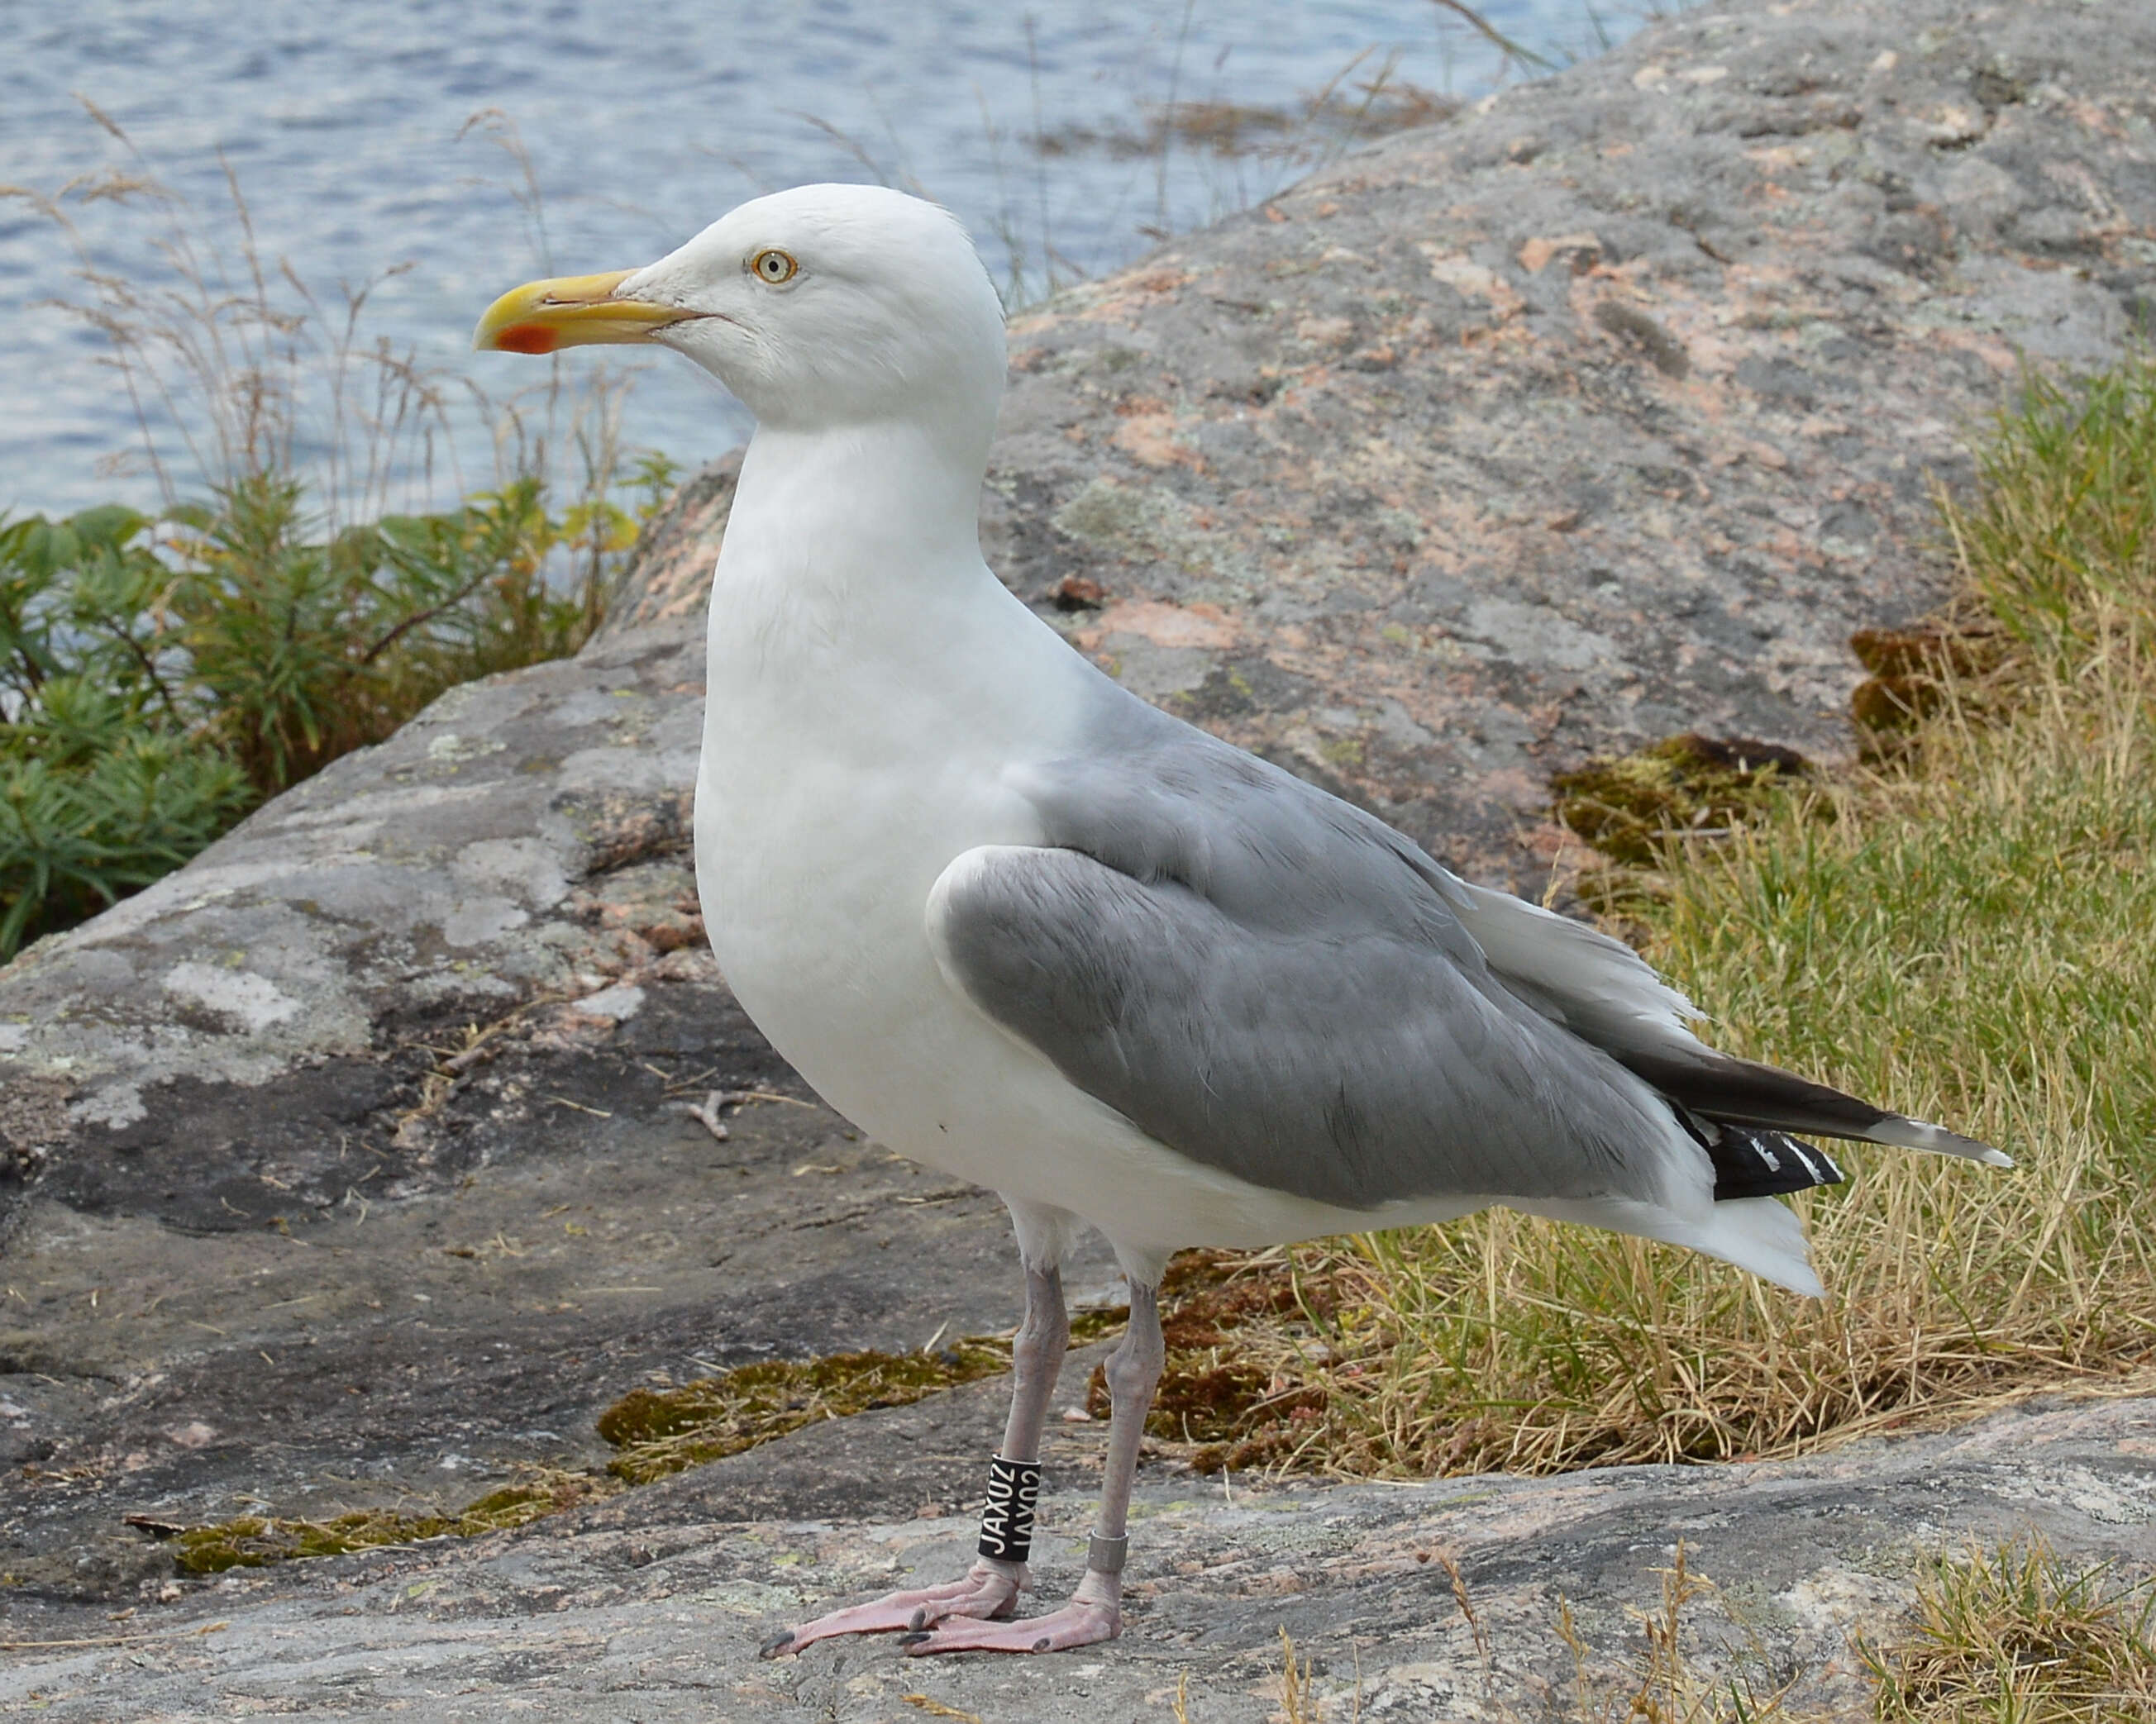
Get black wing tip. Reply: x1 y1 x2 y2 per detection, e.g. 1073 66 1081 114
1710 1128 1847 1203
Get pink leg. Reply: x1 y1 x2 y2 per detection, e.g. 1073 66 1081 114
899 1280 1164 1657
760 1265 1071 1660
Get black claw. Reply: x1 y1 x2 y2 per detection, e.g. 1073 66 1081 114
1033 1636 1052 1653
757 1630 795 1660
908 1607 928 1631
896 1631 932 1648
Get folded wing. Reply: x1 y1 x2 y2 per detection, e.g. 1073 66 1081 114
928 838 1705 1216
925 699 2001 1250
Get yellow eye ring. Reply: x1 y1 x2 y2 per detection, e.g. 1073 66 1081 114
751 248 799 284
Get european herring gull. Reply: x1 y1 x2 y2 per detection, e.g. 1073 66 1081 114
474 183 2007 1657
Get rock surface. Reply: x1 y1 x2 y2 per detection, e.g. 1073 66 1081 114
988 0 2153 878
2 0 2154 1709
2 1394 2150 1718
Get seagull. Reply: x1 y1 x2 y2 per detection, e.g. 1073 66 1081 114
475 183 2007 1657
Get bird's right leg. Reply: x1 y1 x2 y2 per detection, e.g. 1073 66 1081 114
894 1274 1161 1654
761 1260 1070 1656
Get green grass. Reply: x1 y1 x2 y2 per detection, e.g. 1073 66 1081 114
1947 359 2156 666
1863 1540 2156 1723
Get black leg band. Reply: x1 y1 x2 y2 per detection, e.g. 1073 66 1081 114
976 1454 1042 1563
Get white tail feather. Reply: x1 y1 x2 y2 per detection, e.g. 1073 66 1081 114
1438 875 1700 1046
1516 1192 1824 1298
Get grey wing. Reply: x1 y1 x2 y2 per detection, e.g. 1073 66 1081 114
1048 691 1992 1167
927 729 1704 1213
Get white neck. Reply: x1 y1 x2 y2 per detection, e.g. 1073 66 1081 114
739 417 985 556
700 416 1084 760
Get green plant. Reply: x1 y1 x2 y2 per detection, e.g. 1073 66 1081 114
161 468 657 795
0 461 671 960
0 116 677 962
0 504 246 955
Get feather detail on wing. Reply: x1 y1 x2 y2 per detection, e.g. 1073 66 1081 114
918 685 2001 1299
1433 875 2011 1168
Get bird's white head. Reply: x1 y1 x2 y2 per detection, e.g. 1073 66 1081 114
475 183 1007 450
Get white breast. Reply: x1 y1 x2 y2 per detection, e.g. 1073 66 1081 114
691 497 1074 1183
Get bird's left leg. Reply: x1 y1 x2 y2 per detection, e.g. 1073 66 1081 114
899 1274 1164 1655
760 1255 1071 1657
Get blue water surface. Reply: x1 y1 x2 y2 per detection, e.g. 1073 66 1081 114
3 1 1656 517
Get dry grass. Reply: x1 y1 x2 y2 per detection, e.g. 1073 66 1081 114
1861 1539 2156 1722
1275 1626 1327 1722
1554 1544 1809 1724
1187 1545 1811 1723
1186 354 2156 1481
1176 1541 2150 1721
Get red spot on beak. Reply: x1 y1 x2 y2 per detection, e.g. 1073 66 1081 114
495 323 560 355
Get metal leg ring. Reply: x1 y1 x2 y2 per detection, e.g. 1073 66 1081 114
1086 1532 1129 1575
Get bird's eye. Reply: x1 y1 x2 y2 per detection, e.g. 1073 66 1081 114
751 248 799 284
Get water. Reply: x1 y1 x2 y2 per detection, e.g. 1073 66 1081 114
2 1 1654 518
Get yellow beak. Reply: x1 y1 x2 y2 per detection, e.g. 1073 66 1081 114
471 269 692 355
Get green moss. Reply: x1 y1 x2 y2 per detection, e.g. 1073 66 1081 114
1068 1306 1128 1345
598 1341 1014 1485
153 1283 1300 1577
165 1467 616 1575
596 1309 1139 1486
1551 732 1810 871
152 1317 1148 1574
